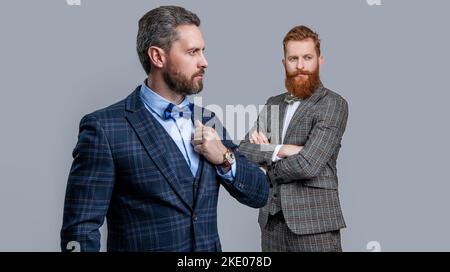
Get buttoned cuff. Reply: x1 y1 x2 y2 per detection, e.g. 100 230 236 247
272 145 283 162
216 161 237 183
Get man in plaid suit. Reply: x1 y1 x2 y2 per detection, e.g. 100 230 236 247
60 6 269 252
239 26 349 252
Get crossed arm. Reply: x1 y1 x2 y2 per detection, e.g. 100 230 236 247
239 97 348 183
249 130 303 159
248 130 303 174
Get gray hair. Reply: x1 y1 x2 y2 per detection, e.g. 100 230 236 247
136 6 200 75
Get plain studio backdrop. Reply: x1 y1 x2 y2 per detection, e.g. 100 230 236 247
1 0 449 251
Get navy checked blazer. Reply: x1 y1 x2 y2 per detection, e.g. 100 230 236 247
60 86 269 252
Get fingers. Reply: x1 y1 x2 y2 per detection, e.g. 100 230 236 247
194 120 218 139
193 123 203 146
192 136 204 146
203 128 219 141
193 143 204 154
194 120 203 129
250 130 269 145
250 131 259 144
192 120 220 153
258 131 269 144
254 131 264 144
193 120 206 144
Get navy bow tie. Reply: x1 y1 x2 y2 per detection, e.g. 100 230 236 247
163 102 194 120
284 93 302 104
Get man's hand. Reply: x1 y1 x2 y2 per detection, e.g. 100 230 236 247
192 120 227 165
249 131 270 144
248 130 303 159
277 144 304 159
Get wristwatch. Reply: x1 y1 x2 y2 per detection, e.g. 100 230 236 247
221 148 236 168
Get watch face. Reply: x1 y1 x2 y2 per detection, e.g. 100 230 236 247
226 152 236 163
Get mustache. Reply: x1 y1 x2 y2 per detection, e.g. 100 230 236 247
192 69 206 78
286 70 314 77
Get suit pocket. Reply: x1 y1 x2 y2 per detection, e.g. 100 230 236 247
302 177 337 190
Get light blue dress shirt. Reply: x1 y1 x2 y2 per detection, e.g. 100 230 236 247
139 81 236 181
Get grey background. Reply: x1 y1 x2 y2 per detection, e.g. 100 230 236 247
1 0 449 251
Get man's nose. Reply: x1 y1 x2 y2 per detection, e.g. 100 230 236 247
296 60 304 70
199 53 208 69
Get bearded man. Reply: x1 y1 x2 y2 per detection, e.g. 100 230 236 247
239 25 349 252
60 5 269 252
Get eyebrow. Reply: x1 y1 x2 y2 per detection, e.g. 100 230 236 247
187 47 206 52
287 53 314 58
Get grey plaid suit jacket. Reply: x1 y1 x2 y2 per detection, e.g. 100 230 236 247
238 83 348 235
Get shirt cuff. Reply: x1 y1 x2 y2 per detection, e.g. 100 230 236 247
272 145 283 162
216 161 237 182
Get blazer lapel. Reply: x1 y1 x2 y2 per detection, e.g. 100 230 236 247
283 84 328 141
277 99 288 144
192 157 208 210
124 87 192 211
190 105 217 204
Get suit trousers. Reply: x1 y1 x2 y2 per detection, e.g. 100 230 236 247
261 212 342 252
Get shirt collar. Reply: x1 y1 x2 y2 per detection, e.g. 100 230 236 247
139 79 190 118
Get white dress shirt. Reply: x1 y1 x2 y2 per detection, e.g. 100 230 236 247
272 100 301 162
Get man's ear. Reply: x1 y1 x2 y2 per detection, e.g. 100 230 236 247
319 55 324 66
282 58 286 67
148 46 166 69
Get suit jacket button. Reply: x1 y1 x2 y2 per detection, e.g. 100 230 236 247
193 214 198 222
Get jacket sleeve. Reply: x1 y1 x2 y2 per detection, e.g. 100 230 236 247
271 97 348 183
214 117 269 208
60 114 115 252
238 97 279 166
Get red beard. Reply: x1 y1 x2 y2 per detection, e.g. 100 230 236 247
284 65 321 99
